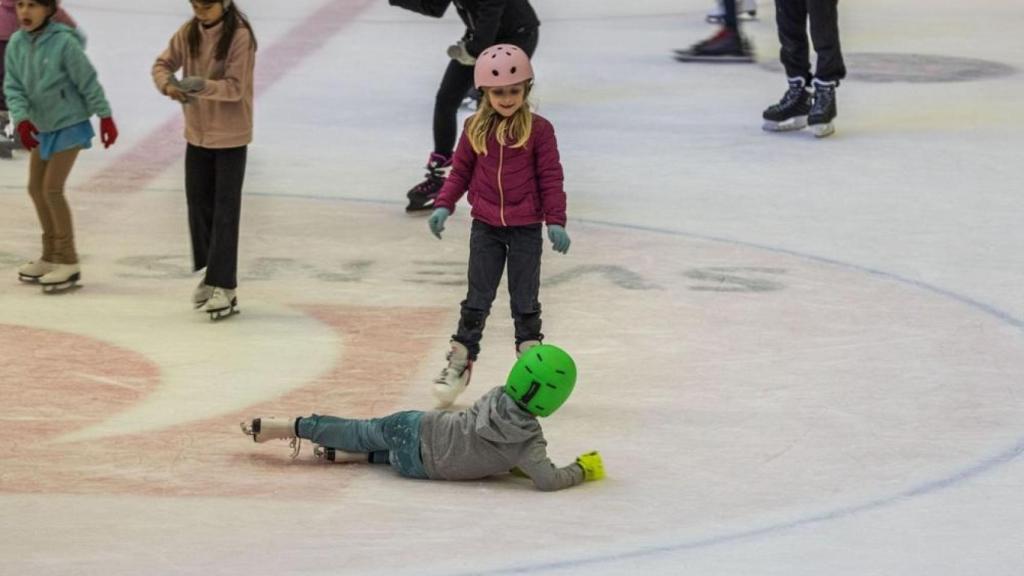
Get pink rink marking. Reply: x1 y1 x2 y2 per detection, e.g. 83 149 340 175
0 306 448 498
83 0 375 194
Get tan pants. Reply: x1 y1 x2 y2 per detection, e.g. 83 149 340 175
28 147 81 265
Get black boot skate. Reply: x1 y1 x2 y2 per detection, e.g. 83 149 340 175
762 77 814 132
675 28 754 63
808 79 838 138
405 153 452 213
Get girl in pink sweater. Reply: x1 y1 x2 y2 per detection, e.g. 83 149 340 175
152 0 256 321
427 44 570 409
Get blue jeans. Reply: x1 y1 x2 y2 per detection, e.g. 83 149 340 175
297 411 428 479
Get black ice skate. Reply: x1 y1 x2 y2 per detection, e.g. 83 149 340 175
675 28 754 63
706 0 758 24
405 153 452 213
205 286 239 321
808 79 838 138
39 263 81 293
762 77 813 132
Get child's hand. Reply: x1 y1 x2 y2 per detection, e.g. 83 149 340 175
100 117 118 148
428 208 450 239
16 121 39 150
547 224 571 254
164 84 189 103
576 451 604 481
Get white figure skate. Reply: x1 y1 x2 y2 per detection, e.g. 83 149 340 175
240 416 302 458
17 260 57 283
39 263 80 293
432 340 473 409
205 287 238 321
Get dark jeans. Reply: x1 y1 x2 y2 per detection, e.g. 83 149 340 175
775 0 846 83
0 41 7 111
432 29 539 157
185 144 246 289
454 219 544 359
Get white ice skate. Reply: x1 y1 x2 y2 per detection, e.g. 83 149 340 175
432 341 473 409
39 263 80 293
17 260 56 283
205 287 238 321
706 0 757 23
240 416 302 458
193 280 214 310
516 339 541 359
313 445 368 464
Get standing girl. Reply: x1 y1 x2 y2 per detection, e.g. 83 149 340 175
426 44 570 408
152 0 256 320
5 0 118 291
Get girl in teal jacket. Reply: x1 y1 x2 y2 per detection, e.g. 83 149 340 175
3 0 118 292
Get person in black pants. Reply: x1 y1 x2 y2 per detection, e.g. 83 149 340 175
389 0 540 212
762 0 846 137
675 0 753 62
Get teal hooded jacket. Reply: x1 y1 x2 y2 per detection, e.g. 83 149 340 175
3 22 111 132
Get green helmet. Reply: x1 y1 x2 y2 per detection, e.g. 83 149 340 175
504 344 577 417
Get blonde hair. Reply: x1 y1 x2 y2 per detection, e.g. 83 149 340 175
466 83 534 155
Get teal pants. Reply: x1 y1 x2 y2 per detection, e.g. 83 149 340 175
297 411 428 479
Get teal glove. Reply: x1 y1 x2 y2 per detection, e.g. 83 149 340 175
547 224 571 254
576 451 604 481
179 76 206 93
428 208 450 239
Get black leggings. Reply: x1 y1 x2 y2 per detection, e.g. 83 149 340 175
774 0 846 83
432 29 539 157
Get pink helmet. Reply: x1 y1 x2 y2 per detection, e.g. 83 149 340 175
474 44 534 89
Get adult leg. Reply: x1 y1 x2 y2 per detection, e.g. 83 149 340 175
27 149 56 261
205 146 246 289
185 144 216 273
454 220 508 360
39 147 82 264
506 224 544 347
807 0 846 82
432 60 475 157
774 0 812 83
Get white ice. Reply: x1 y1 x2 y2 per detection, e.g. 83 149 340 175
1 1 1023 575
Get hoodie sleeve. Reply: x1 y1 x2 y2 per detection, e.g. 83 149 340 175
434 128 477 214
152 26 186 94
193 28 254 102
533 119 567 227
61 34 111 119
516 437 585 492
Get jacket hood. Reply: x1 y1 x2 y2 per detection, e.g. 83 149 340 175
474 387 540 444
35 22 83 45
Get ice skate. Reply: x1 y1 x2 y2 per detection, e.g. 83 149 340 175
516 339 541 359
205 287 238 321
192 280 214 310
675 28 754 63
240 416 302 458
313 445 368 464
432 340 473 409
808 79 838 138
405 153 452 213
762 77 813 132
0 111 14 159
39 263 80 293
706 0 757 24
17 260 56 283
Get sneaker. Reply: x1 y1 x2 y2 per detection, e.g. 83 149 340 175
808 79 838 138
762 77 814 132
406 153 452 213
240 417 302 458
432 341 473 408
17 259 57 283
193 280 214 309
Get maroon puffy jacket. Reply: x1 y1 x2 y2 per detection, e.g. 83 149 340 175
435 114 567 228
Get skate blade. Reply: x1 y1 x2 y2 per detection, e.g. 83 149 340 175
40 273 81 294
18 274 42 284
762 117 808 132
675 52 754 63
811 122 835 138
208 305 239 321
706 12 757 24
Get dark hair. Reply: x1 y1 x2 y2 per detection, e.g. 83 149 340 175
187 1 258 61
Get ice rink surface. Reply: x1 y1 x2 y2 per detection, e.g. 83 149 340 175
2 1 1023 574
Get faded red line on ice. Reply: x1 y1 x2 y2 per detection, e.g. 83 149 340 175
84 0 374 194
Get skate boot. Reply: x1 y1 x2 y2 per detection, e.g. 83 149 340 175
205 287 238 321
706 0 757 24
516 339 541 359
313 445 369 464
17 259 57 283
241 417 302 458
808 79 838 138
762 77 813 132
0 111 13 159
39 263 80 293
675 28 754 63
193 280 214 310
432 340 473 409
405 153 452 213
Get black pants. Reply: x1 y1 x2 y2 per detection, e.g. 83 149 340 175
775 0 846 83
432 29 539 157
455 220 544 360
185 144 246 289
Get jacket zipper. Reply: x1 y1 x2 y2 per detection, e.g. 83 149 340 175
498 142 506 226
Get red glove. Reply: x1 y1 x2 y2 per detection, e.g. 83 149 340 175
17 121 39 150
100 117 118 148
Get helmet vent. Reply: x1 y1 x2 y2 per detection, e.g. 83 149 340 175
555 369 566 375
510 66 518 74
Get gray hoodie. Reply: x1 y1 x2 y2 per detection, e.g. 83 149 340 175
419 387 585 491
